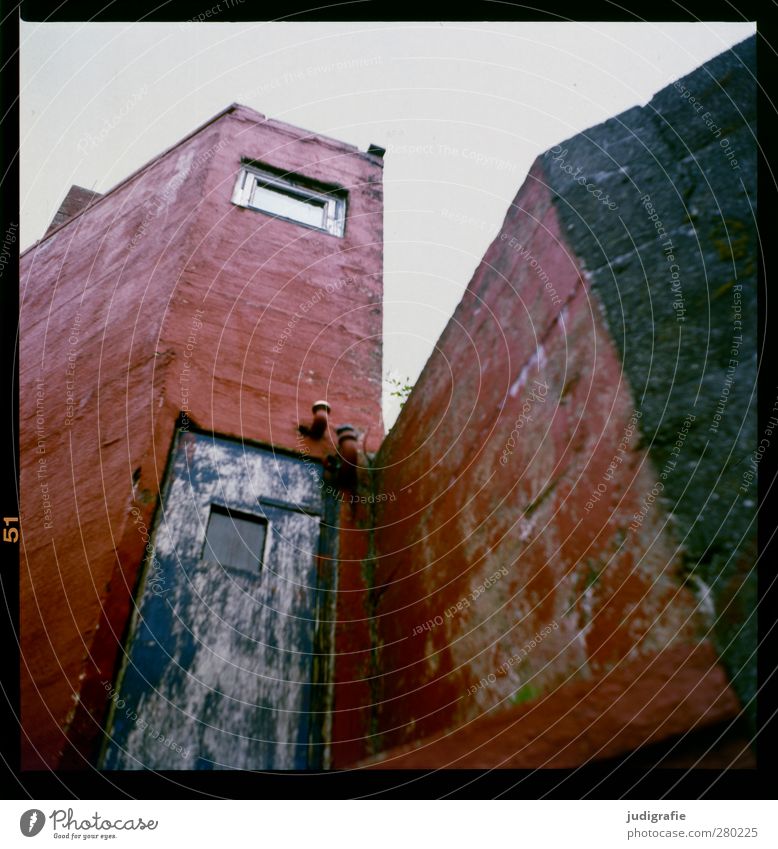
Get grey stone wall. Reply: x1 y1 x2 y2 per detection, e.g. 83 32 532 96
543 35 757 728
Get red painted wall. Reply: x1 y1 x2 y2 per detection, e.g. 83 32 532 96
362 160 740 766
20 105 384 768
330 486 379 767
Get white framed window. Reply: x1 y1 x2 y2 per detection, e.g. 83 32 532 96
231 161 347 237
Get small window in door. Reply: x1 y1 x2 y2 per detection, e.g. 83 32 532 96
203 504 267 574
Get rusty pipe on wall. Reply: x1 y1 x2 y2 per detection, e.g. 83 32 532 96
299 400 331 439
335 424 359 490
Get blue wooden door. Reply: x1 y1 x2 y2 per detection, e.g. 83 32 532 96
101 431 332 770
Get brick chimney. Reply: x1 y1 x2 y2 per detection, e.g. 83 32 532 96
44 185 101 236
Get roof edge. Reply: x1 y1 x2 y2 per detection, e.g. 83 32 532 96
23 102 385 256
230 104 364 156
22 103 245 257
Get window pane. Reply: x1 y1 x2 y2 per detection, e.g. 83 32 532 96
203 506 266 574
249 182 326 228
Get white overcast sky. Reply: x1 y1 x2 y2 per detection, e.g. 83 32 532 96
20 20 755 428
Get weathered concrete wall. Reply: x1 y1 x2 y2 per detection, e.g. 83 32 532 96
20 105 384 768
542 36 757 727
363 37 755 766
365 642 741 768
20 127 207 768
